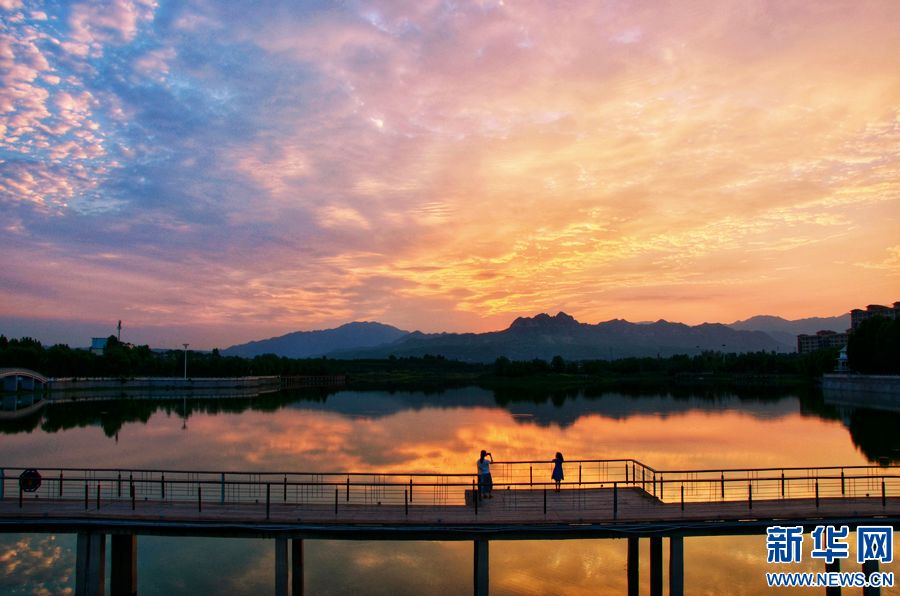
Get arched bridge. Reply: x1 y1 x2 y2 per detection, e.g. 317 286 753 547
0 368 50 393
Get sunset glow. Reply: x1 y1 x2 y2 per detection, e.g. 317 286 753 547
2 1 899 347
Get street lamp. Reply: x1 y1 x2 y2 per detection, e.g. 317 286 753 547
183 343 189 380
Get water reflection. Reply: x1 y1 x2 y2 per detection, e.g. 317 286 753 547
2 386 898 466
4 533 895 595
1 386 898 595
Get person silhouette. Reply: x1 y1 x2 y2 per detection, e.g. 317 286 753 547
477 450 494 498
551 452 564 492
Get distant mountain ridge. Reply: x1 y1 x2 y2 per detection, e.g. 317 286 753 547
221 322 408 358
223 312 849 361
331 312 786 362
727 314 849 349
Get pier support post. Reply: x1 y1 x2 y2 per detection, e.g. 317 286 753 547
110 533 137 596
292 539 304 596
75 532 106 596
862 560 880 596
669 535 683 596
474 539 489 596
825 560 841 596
275 538 289 596
627 537 639 596
650 536 663 596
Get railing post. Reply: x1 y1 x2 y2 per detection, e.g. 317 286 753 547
841 469 845 496
161 473 165 500
781 471 785 498
96 484 100 510
660 475 664 501
117 472 122 498
625 462 629 484
346 476 350 502
266 483 271 520
578 464 582 486
614 482 618 519
748 483 752 510
815 479 819 508
474 480 478 515
882 478 886 507
409 478 413 503
130 481 135 511
220 473 225 504
721 472 725 500
543 487 547 515
680 484 684 511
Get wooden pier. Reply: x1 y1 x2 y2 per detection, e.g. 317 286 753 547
1 460 897 595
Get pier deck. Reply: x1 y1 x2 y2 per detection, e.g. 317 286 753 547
1 461 897 595
3 485 898 539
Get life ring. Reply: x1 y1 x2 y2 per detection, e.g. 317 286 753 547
19 469 42 493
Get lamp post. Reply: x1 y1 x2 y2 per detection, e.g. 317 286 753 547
183 343 189 380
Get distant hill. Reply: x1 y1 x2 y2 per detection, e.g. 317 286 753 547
221 322 409 358
727 314 849 349
330 312 786 362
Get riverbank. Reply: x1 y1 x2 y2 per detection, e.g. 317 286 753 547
822 373 900 413
48 376 281 399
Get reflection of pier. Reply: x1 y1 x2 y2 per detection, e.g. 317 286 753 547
1 459 897 595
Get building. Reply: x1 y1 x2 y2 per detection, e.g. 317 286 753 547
850 302 900 330
835 346 849 373
797 330 849 354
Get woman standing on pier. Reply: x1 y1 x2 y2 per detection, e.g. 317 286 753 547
551 452 564 492
477 450 493 499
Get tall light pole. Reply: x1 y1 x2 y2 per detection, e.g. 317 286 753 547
183 343 189 380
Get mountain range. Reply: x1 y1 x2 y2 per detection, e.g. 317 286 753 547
221 321 408 358
222 312 850 362
728 314 849 348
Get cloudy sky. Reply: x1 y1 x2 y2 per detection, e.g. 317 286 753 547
1 0 898 348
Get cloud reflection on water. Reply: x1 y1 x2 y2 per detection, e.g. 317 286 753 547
0 388 897 594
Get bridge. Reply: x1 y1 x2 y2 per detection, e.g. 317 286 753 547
0 368 50 392
2 459 897 595
0 368 49 418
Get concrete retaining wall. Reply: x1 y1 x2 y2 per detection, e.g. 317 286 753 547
822 374 900 412
50 376 280 393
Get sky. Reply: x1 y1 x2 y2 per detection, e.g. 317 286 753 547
1 0 898 349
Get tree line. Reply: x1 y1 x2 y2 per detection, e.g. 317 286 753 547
2 316 896 380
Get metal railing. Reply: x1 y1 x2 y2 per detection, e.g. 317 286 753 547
1 460 897 519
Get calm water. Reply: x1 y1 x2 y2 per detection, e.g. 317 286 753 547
1 386 898 595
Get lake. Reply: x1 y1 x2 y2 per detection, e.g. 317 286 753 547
1 386 898 594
